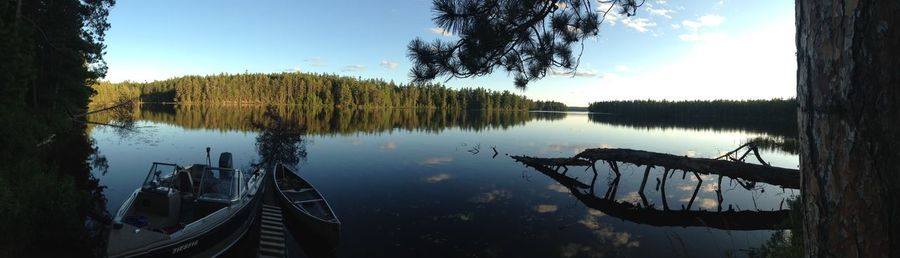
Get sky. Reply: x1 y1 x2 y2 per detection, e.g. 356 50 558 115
103 0 797 106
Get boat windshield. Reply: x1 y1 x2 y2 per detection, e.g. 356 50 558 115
198 167 239 201
141 163 180 193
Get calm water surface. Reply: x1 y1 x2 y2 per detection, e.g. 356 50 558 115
89 105 798 258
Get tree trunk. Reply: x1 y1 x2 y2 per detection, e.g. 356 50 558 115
15 0 22 27
796 0 900 257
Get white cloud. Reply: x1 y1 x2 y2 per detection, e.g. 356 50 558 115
699 14 725 26
679 14 726 42
424 173 451 183
621 17 657 33
429 27 453 37
469 190 512 203
419 156 453 165
615 65 629 72
283 67 302 73
681 14 725 30
671 24 681 29
702 182 719 193
341 64 365 72
547 183 569 193
304 57 327 67
379 142 397 150
534 204 559 213
550 68 600 78
699 198 718 209
597 2 621 25
647 7 675 19
601 72 619 80
380 60 399 69
617 191 642 204
685 150 696 157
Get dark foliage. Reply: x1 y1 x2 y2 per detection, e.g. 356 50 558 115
530 100 567 111
93 73 536 110
586 99 799 138
588 113 799 139
252 106 308 168
408 0 642 88
0 0 115 256
746 198 804 258
87 104 559 136
588 99 797 121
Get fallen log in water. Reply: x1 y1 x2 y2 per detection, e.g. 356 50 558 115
577 148 799 189
512 156 593 167
513 148 800 189
514 156 792 230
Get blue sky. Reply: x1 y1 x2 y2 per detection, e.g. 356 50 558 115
103 0 796 106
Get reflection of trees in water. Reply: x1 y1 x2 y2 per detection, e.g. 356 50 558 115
88 142 110 176
251 106 308 169
57 136 111 256
587 113 798 139
5 131 111 257
744 136 800 155
89 104 565 135
83 100 139 139
529 111 567 121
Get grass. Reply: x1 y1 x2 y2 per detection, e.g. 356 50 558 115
746 198 804 258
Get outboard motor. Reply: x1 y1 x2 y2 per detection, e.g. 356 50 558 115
218 152 233 169
219 152 233 180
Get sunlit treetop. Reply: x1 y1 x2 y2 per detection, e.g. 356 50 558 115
408 0 643 89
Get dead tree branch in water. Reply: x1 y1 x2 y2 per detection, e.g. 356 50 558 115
513 147 799 189
715 141 770 166
512 155 792 230
468 143 481 155
73 97 136 119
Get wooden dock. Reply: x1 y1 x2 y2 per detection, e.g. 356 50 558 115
257 168 306 258
259 204 286 258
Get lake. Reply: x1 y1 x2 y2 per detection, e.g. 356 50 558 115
88 104 799 258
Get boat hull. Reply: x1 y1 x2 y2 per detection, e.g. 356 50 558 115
108 170 266 258
273 164 341 248
281 200 340 246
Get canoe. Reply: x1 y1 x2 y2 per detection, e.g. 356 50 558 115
106 152 266 257
273 162 341 246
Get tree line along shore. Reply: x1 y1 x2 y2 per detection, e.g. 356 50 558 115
93 72 795 121
92 73 539 110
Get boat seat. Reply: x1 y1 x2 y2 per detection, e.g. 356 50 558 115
282 188 313 193
135 189 181 227
175 171 194 198
293 199 324 204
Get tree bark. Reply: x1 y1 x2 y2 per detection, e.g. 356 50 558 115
796 0 900 257
15 0 22 27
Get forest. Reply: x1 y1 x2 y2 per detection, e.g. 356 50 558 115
91 73 535 110
87 104 568 136
1 0 115 257
530 100 567 111
588 99 797 122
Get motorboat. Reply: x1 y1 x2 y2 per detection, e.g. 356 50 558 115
106 152 265 257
